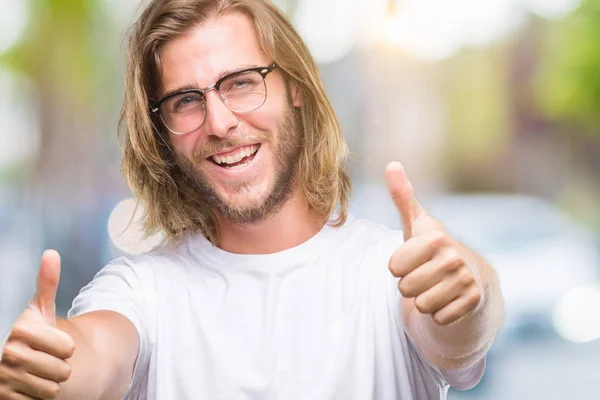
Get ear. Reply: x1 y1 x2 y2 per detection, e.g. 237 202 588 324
289 81 303 108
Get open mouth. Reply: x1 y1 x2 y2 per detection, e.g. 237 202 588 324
209 144 260 170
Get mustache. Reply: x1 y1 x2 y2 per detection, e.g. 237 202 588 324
191 131 271 161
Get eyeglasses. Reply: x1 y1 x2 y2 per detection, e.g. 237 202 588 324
150 63 278 135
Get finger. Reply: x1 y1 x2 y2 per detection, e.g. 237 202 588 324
0 386 39 400
397 245 467 297
413 279 464 316
9 321 75 360
24 352 71 384
2 342 71 383
398 259 447 299
0 363 55 399
32 250 61 328
10 372 60 400
385 161 426 241
432 288 482 326
388 230 447 277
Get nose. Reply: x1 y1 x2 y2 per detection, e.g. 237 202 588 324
202 89 239 138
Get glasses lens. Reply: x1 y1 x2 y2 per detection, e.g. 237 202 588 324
220 70 267 113
160 92 206 135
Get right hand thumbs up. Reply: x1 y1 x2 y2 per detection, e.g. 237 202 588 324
30 249 61 327
0 250 74 400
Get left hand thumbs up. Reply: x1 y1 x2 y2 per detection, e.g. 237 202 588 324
385 161 484 325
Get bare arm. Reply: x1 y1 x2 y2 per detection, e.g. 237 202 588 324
57 312 139 400
0 251 140 400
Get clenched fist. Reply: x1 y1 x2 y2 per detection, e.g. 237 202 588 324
0 250 75 399
386 162 485 326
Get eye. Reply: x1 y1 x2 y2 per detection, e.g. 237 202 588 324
231 78 252 88
221 71 263 94
168 92 204 113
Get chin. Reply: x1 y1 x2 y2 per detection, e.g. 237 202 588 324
216 181 273 210
215 175 295 225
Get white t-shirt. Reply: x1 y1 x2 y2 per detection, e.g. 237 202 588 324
68 214 485 400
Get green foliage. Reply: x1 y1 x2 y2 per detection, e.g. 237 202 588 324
439 45 512 165
0 0 111 106
534 0 600 135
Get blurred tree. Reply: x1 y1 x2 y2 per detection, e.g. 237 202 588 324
436 44 514 192
534 0 600 138
531 2 600 228
0 0 125 313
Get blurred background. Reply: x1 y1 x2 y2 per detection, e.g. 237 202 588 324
1 0 600 398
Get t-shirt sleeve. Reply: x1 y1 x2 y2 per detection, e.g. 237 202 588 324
67 257 155 397
439 357 486 391
404 322 487 391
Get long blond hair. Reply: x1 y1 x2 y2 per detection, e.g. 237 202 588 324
120 0 351 244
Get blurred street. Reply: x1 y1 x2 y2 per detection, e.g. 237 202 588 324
450 335 600 399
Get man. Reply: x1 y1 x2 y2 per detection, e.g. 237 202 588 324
0 0 504 399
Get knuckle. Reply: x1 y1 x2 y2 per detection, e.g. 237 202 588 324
432 313 448 326
40 382 61 399
388 258 397 276
0 345 23 367
468 289 483 307
427 230 447 250
388 250 402 276
414 295 431 314
0 364 22 389
63 340 76 359
49 382 61 398
0 366 10 383
443 248 464 270
457 268 475 287
54 334 76 360
8 323 30 343
397 279 414 298
58 362 72 382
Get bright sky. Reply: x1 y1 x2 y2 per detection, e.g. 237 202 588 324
0 0 29 54
0 0 583 63
294 0 581 63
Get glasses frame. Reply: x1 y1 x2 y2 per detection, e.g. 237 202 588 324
149 63 278 134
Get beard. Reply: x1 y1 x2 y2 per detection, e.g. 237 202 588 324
173 104 302 225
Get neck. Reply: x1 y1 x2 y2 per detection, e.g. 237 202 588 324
215 189 324 254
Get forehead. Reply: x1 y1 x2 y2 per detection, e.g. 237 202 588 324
158 12 269 95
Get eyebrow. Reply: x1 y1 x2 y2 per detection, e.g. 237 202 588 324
159 64 263 100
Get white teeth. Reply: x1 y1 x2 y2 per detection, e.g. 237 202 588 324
212 145 259 165
227 158 252 170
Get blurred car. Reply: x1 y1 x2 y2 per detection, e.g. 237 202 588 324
350 183 600 345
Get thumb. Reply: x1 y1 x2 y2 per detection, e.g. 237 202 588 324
31 249 61 327
385 161 427 241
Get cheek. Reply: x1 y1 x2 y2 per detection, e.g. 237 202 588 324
169 133 200 158
241 100 287 133
241 80 290 130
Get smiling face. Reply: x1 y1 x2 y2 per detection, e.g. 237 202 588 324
158 12 303 224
